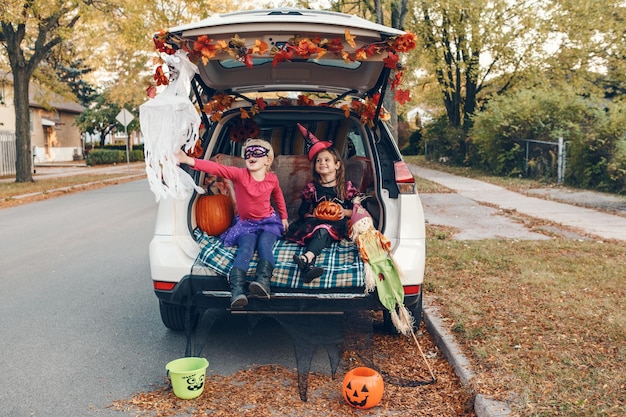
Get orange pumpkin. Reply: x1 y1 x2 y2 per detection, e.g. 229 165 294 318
195 194 234 236
313 201 343 221
342 367 384 409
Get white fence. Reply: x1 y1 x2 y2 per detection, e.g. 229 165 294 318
0 130 16 176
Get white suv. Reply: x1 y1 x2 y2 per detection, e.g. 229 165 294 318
147 8 426 331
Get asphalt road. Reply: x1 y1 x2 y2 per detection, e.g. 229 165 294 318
0 179 310 417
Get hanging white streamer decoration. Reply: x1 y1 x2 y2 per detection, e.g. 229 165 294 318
140 50 204 202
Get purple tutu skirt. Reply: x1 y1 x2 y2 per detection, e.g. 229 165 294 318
220 211 284 247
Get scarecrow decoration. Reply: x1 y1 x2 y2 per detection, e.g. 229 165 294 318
140 50 204 202
349 197 414 335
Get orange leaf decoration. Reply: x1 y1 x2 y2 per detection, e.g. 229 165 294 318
251 39 269 55
151 28 419 114
297 39 320 58
255 97 267 111
364 44 380 57
344 30 356 48
323 37 344 53
394 89 411 105
272 48 293 66
341 104 351 118
383 52 399 69
188 139 204 158
154 65 169 86
355 48 368 61
194 35 219 64
392 32 417 53
390 70 403 90
243 53 253 68
297 95 315 106
213 93 235 107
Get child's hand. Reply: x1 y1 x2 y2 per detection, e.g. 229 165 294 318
173 149 194 166
282 219 289 232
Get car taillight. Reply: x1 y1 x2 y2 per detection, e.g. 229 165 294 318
394 161 416 194
154 281 176 291
403 285 421 296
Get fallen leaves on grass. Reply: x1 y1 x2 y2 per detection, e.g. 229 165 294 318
426 228 626 416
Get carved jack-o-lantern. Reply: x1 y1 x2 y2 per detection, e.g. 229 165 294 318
342 367 384 409
314 201 343 221
195 194 234 236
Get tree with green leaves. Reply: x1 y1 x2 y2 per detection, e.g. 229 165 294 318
1 0 234 182
0 0 97 182
84 0 236 108
541 0 626 100
75 94 125 148
409 0 553 131
470 87 626 192
330 0 410 138
48 47 97 107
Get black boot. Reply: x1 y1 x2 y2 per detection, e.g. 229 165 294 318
293 254 324 283
228 267 248 308
249 259 272 299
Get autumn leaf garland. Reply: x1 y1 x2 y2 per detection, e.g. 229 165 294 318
149 29 417 124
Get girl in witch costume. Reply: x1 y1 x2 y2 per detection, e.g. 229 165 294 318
286 123 359 282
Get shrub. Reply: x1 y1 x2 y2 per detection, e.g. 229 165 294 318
86 149 144 165
421 116 467 165
470 87 626 192
565 103 626 193
401 128 422 155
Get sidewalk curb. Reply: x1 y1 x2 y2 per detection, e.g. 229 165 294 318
4 173 145 201
423 296 512 417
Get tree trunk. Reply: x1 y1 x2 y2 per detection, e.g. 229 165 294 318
378 0 410 143
13 66 34 182
99 129 106 148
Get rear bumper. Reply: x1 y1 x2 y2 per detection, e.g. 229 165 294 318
154 274 421 313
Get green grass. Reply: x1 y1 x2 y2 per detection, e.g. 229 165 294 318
425 226 626 416
404 155 569 192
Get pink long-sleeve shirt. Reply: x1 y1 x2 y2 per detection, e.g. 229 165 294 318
193 159 288 221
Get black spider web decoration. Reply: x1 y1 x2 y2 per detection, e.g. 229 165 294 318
181 306 434 402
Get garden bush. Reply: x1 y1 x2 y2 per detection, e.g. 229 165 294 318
470 87 626 193
86 149 144 166
421 116 467 165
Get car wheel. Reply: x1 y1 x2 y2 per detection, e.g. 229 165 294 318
159 300 199 331
382 291 423 334
409 291 424 331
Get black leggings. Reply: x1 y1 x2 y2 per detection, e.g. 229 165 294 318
306 228 332 257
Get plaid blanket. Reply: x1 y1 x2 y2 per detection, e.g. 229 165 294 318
193 228 365 289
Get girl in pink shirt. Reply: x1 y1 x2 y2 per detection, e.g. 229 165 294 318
175 139 288 308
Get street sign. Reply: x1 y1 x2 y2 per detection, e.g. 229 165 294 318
116 109 134 127
116 109 135 172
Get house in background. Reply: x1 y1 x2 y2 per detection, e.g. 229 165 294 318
0 71 85 174
29 86 85 163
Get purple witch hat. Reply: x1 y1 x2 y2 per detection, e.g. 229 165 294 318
297 123 333 161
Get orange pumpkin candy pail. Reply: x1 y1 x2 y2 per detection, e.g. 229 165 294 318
342 367 384 409
313 201 343 221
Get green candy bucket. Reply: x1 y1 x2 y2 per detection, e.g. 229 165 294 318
166 357 209 400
